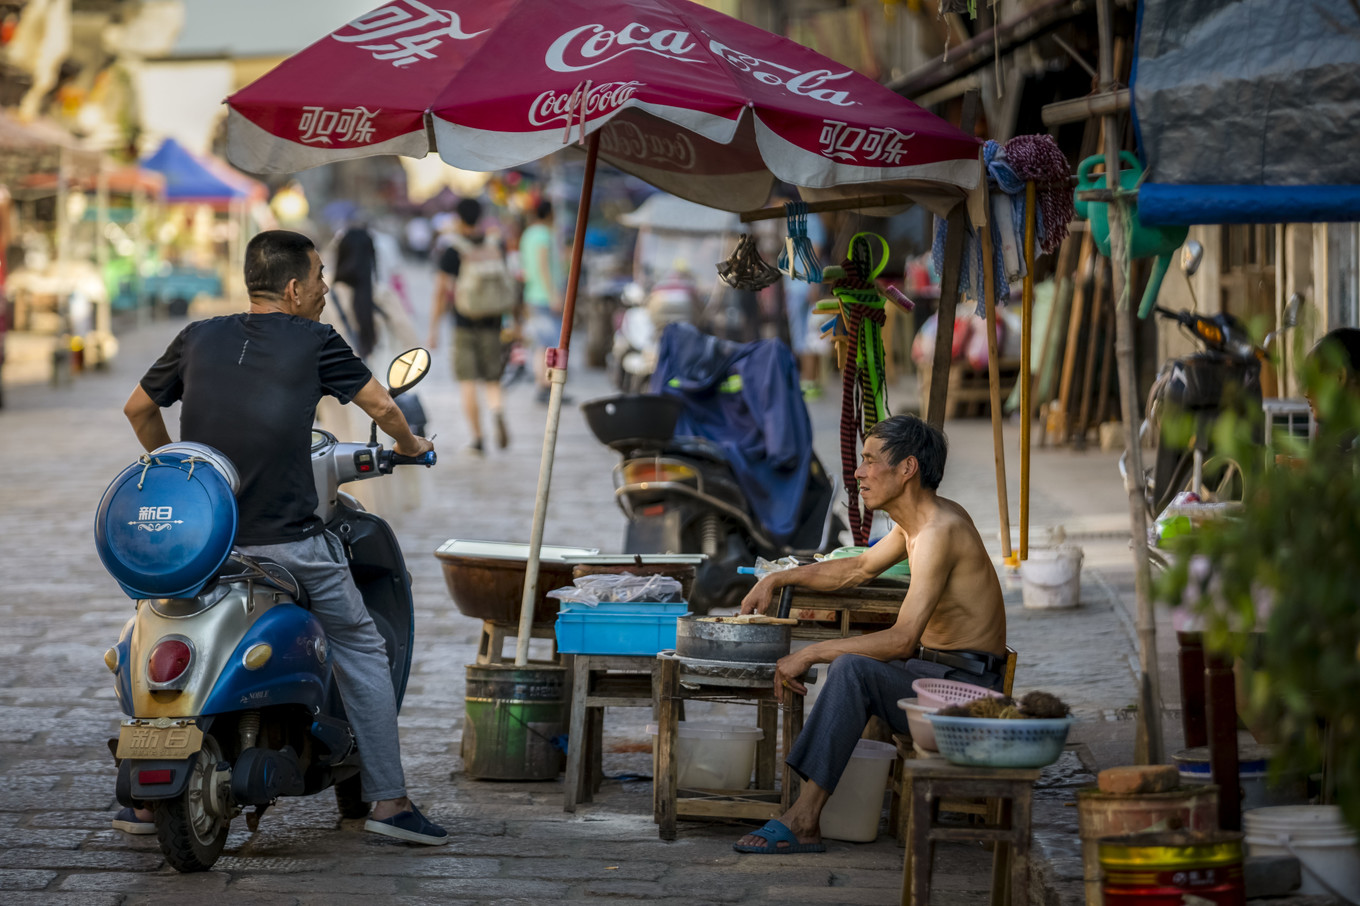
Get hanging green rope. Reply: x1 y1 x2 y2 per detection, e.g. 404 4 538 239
825 232 892 545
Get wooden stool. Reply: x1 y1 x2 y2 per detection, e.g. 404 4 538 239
890 647 1019 844
562 654 659 812
476 620 559 665
652 653 804 841
899 759 1039 906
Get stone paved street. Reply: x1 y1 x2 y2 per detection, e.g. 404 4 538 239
0 265 1178 905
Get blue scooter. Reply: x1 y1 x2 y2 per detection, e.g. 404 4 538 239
96 349 436 872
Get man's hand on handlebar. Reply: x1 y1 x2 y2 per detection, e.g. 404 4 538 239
394 436 435 458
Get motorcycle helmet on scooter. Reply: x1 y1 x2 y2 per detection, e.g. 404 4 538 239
93 443 239 599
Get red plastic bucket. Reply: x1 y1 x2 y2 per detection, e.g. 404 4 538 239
1099 831 1245 906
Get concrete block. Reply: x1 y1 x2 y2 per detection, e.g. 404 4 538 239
1096 765 1180 794
1244 854 1301 898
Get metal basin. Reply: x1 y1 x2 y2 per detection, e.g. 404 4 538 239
675 615 792 664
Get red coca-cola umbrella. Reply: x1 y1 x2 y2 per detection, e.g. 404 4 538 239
225 0 984 665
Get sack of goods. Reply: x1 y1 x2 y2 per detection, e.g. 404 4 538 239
452 236 517 318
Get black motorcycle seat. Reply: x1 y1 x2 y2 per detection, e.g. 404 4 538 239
662 435 728 463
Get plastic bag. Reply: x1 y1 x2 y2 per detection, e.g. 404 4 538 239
752 556 799 578
546 572 684 606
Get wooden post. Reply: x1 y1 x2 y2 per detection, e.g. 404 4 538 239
978 184 1014 561
1020 182 1036 560
1075 257 1109 447
1098 0 1163 765
1205 648 1241 830
926 89 980 431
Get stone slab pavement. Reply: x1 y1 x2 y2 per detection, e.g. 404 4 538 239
0 274 1205 905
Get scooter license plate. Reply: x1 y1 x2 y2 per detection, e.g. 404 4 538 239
115 720 203 760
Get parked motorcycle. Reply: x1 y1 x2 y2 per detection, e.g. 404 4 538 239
1122 241 1301 518
96 349 436 872
582 389 844 612
609 269 701 392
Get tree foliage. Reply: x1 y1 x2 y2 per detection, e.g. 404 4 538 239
1155 346 1360 833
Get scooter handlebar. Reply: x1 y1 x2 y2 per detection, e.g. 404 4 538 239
384 450 437 469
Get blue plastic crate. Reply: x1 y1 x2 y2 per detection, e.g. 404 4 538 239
557 600 690 615
554 611 686 655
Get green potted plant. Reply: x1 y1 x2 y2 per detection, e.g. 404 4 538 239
1156 343 1360 833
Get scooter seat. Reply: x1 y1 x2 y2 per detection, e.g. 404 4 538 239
663 435 728 463
224 555 311 609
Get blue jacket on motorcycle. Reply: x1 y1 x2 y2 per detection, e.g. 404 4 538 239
651 322 813 545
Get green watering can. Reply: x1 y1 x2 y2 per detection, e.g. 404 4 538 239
1074 151 1188 318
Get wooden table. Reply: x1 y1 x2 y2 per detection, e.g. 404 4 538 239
785 582 907 640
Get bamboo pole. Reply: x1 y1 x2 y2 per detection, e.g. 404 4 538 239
927 202 968 430
1020 182 1036 560
1097 0 1162 764
978 185 1013 562
514 131 601 667
1075 256 1108 446
1056 231 1094 443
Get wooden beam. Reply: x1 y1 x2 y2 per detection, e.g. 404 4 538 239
740 194 912 223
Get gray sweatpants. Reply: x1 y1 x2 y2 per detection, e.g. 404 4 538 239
787 654 1003 794
237 532 406 802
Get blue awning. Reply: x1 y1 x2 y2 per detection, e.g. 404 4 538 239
1138 184 1360 227
141 138 248 203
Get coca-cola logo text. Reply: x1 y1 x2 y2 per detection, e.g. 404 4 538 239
546 22 701 72
709 41 857 107
599 121 697 170
529 81 644 128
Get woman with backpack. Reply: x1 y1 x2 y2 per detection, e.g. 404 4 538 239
427 197 516 455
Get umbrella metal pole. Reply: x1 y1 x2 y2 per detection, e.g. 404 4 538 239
514 131 601 667
1097 0 1162 764
1020 182 1036 560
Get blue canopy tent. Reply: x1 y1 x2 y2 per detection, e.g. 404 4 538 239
1132 0 1360 226
141 138 251 207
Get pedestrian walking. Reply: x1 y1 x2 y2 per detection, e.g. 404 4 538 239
427 197 515 455
519 199 568 404
333 220 379 360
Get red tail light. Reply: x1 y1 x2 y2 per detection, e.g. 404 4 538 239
147 640 192 684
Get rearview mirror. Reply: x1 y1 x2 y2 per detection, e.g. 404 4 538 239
387 348 430 398
1284 293 1303 328
1181 240 1204 277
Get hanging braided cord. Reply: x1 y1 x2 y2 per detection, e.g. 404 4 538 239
833 233 892 546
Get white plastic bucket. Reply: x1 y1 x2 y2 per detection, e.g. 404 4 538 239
819 739 897 842
647 721 763 790
1243 805 1360 901
1020 545 1083 610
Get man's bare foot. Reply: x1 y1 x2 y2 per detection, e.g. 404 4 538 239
370 796 411 821
734 811 823 852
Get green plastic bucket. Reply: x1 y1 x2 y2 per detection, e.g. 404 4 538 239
462 664 567 781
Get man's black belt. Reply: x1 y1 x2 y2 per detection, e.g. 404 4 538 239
913 646 1004 676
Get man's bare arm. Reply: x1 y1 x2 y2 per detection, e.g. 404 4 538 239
771 525 956 700
427 272 451 348
351 378 432 457
124 385 172 452
739 528 908 615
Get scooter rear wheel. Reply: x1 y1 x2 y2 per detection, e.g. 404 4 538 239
155 734 229 873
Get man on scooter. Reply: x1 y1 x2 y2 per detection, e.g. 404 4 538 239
118 230 447 845
733 414 1006 854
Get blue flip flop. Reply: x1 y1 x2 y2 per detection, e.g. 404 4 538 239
732 819 826 854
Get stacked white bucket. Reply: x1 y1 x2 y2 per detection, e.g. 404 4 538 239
1244 805 1360 902
1020 544 1084 610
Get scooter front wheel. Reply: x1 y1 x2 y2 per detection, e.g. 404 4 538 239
155 733 230 873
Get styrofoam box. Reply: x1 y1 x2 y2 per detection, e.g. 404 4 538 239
554 611 684 655
647 721 764 790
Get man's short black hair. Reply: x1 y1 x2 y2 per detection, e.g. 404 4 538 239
866 414 948 490
1308 327 1360 387
455 197 482 228
244 230 315 295
534 199 553 221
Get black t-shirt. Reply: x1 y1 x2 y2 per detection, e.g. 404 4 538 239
437 238 504 330
139 312 372 545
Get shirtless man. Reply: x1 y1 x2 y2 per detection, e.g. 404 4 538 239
733 414 1006 854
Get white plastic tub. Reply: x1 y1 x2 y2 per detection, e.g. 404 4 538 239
897 697 940 751
648 721 763 790
819 739 897 842
1020 545 1083 610
1244 805 1360 901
